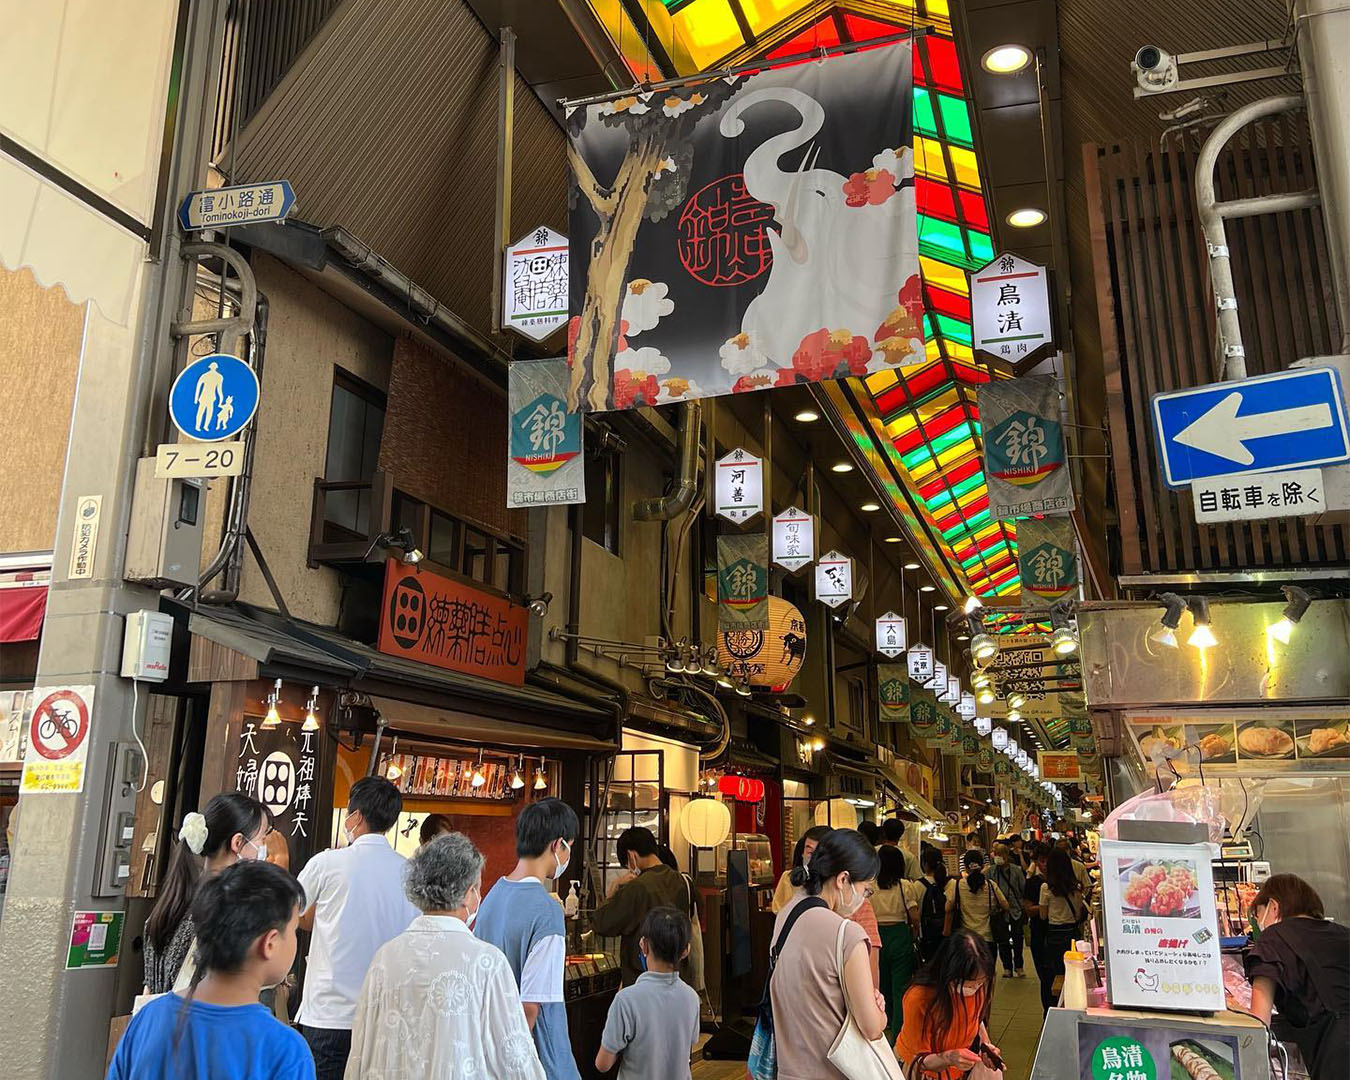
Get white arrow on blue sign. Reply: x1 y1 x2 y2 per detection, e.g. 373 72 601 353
1151 366 1350 488
168 354 260 443
178 181 295 231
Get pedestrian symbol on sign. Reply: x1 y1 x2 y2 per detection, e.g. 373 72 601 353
168 354 260 443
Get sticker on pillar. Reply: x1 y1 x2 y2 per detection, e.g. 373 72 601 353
168 353 260 443
715 448 763 523
68 494 102 580
20 685 95 794
717 534 769 629
771 506 814 572
876 611 907 658
66 911 124 969
815 551 852 607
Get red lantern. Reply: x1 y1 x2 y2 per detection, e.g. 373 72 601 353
718 775 765 802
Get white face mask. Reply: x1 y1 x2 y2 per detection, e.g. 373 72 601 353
242 837 269 862
839 878 866 918
553 839 572 881
342 812 357 847
465 885 481 928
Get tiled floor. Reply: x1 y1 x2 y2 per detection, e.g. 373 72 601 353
690 969 1048 1079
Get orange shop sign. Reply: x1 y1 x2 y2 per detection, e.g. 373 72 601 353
377 561 527 686
1038 750 1082 782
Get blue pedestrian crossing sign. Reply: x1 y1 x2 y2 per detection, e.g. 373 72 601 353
168 354 260 443
1151 366 1349 488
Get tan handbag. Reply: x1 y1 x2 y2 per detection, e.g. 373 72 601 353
827 920 908 1080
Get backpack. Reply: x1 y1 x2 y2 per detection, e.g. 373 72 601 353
919 878 947 947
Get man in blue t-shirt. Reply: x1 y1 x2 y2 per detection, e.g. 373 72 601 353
475 797 581 1080
108 861 315 1080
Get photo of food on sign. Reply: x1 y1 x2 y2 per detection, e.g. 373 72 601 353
1235 718 1295 760
1184 723 1236 764
1169 1038 1237 1080
1078 1023 1241 1080
1118 858 1202 919
1136 724 1185 763
1294 716 1350 759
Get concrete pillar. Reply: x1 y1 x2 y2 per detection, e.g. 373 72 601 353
0 1 229 1075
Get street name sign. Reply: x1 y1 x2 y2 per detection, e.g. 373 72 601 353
154 442 246 479
1191 467 1326 523
168 354 260 442
1151 367 1349 487
178 181 295 230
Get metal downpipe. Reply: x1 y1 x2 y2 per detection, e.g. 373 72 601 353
633 401 702 520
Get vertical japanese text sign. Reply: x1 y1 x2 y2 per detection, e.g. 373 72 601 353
876 611 907 658
772 505 814 571
236 715 319 857
503 227 569 342
715 448 764 524
970 252 1054 366
815 551 853 608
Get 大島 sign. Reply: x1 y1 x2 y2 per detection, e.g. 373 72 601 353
878 665 910 724
1099 838 1224 1013
503 226 569 341
507 358 585 507
970 253 1054 366
20 685 94 794
715 448 763 523
771 506 814 572
876 611 907 658
566 44 919 411
717 534 769 629
378 562 527 686
1018 516 1078 606
907 641 934 684
815 551 853 608
980 374 1075 519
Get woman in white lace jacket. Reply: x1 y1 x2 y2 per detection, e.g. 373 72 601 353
344 832 546 1080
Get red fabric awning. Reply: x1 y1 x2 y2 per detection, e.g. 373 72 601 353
0 584 47 642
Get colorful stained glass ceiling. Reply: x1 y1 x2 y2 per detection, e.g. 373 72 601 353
590 0 1019 602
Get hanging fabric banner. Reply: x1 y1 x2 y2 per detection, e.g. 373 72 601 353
909 684 938 745
565 43 920 411
507 359 585 507
907 641 935 684
942 707 964 753
1018 516 1078 606
928 707 953 751
716 534 769 629
771 505 814 572
876 611 907 658
815 551 853 608
979 374 1075 519
878 665 910 724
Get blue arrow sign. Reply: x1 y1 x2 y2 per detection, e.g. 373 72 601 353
1151 367 1349 487
178 181 295 231
168 354 260 442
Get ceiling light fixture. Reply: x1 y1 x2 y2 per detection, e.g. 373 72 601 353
830 461 854 473
861 501 881 512
883 536 903 544
1186 597 1218 649
1008 692 1028 709
1151 592 1186 649
510 754 526 790
794 408 820 423
963 595 984 615
535 757 549 790
471 750 487 788
1051 625 1079 656
301 685 321 732
1006 208 1047 228
971 633 998 662
920 585 936 593
1268 585 1312 644
933 604 949 612
977 687 996 705
1007 708 1022 724
385 736 402 781
904 561 921 570
982 44 1033 73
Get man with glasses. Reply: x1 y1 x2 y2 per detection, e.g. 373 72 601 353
475 797 582 1080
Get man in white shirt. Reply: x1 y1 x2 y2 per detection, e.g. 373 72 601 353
297 775 417 1080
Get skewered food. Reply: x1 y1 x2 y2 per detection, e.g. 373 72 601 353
1172 1043 1223 1080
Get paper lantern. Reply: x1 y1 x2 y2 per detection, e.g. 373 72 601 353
718 595 807 691
813 798 858 830
680 798 731 849
718 775 766 802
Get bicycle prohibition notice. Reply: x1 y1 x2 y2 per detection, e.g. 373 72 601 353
30 688 91 760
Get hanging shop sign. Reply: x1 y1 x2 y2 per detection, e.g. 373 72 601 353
565 44 919 411
1078 1019 1243 1080
976 745 995 772
960 729 979 763
771 505 815 571
957 691 977 719
1191 467 1328 523
20 685 94 794
716 534 769 629
878 665 910 724
1038 750 1082 782
503 226 569 342
378 562 527 686
715 448 764 523
66 911 124 970
980 374 1075 519
168 353 261 443
717 595 807 691
507 358 585 507
929 708 954 751
991 726 1009 750
907 641 935 684
945 675 962 705
875 611 907 658
1099 838 1224 1013
974 715 992 737
178 180 295 230
931 660 948 697
970 253 1054 367
909 684 938 745
236 711 320 844
1017 516 1078 606
815 551 853 608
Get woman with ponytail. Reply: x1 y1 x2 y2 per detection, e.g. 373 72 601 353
942 850 1010 949
142 792 269 995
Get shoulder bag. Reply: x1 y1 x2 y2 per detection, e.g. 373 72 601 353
747 896 826 1080
827 919 907 1080
988 883 1008 943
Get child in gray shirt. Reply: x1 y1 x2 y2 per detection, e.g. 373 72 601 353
596 906 701 1080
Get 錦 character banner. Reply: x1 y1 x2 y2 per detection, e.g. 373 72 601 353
508 359 585 507
1018 516 1078 606
979 374 1076 519
565 43 920 411
878 665 910 724
717 534 769 630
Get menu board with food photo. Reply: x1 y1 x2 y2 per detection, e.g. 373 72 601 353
1294 716 1349 759
1125 707 1350 777
1100 839 1224 1013
1077 1020 1241 1080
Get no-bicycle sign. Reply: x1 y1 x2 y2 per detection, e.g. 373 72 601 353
20 685 95 795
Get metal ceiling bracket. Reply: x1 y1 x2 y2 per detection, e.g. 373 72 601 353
1206 243 1229 259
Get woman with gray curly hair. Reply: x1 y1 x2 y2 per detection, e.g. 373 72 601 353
344 832 546 1079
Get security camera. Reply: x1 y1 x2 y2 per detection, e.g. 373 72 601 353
1132 45 1178 94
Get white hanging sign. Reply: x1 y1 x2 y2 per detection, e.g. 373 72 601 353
945 675 961 705
907 642 934 684
958 692 977 719
502 226 570 342
974 715 992 736
715 448 764 524
771 505 815 572
932 660 948 695
991 726 1009 750
815 551 853 608
875 611 907 658
970 252 1054 366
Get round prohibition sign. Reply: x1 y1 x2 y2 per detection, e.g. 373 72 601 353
30 689 90 760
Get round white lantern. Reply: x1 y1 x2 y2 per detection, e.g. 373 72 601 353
680 797 732 849
813 798 859 830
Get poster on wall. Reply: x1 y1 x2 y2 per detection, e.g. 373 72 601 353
716 534 769 629
1078 1019 1242 1080
878 665 910 724
1099 839 1224 1013
0 689 32 761
507 358 585 507
566 43 920 411
1123 706 1350 778
20 685 94 795
979 375 1075 519
1017 516 1078 606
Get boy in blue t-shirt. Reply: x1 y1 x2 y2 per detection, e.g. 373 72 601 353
109 860 314 1080
596 906 701 1080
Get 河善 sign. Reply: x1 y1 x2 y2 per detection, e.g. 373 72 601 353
715 448 763 523
970 253 1054 366
507 358 585 507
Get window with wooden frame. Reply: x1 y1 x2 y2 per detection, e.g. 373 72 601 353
390 488 525 599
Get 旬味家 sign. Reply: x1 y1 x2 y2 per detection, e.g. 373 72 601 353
771 506 814 572
970 253 1054 367
503 227 569 342
507 358 585 507
876 611 907 658
715 448 764 523
378 562 527 686
815 551 853 608
980 375 1075 520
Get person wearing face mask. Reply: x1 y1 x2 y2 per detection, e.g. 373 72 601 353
895 929 1001 1078
769 828 890 1080
772 825 831 913
141 792 270 998
988 844 1026 979
346 832 546 1080
474 798 582 1080
297 776 418 1080
594 827 695 987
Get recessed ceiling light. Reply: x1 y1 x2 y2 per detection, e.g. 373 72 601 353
920 585 936 593
982 44 1032 74
956 633 970 641
794 409 820 423
883 536 903 544
1007 207 1047 228
904 561 921 571
934 604 949 612
860 501 881 512
830 461 853 473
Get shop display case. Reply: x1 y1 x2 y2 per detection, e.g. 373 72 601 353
711 832 775 885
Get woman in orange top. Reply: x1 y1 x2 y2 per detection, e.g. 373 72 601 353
895 929 1002 1077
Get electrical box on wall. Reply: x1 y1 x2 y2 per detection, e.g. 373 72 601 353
93 741 144 897
122 610 174 682
125 458 205 589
